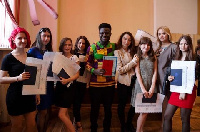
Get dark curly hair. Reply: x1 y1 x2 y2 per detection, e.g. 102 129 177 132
116 32 136 57
74 36 90 54
98 23 112 31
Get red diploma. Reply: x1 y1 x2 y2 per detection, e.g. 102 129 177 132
102 60 113 76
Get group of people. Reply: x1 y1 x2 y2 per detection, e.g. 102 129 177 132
0 27 90 132
0 23 199 132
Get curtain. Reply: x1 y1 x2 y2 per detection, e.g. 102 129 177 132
0 0 19 48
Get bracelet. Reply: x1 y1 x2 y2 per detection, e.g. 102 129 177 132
91 68 95 74
16 77 18 82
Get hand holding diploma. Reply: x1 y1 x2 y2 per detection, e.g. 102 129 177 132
18 72 30 81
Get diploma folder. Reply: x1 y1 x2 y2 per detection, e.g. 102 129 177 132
170 69 182 86
102 60 113 76
142 93 157 103
23 65 37 85
57 68 70 79
102 56 117 76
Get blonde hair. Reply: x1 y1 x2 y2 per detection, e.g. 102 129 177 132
156 26 172 42
156 26 172 53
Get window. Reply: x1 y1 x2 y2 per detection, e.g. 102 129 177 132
0 0 15 49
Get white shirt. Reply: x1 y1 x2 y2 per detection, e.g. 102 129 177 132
76 54 91 84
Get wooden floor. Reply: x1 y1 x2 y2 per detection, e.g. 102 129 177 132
1 97 200 132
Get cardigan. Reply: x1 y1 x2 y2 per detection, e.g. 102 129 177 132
114 49 137 86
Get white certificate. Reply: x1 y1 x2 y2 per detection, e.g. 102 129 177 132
52 52 80 77
170 61 196 94
135 93 165 113
52 52 80 87
43 52 61 81
22 57 46 95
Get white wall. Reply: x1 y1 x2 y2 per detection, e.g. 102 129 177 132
154 0 198 35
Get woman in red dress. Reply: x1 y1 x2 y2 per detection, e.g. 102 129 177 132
163 35 197 132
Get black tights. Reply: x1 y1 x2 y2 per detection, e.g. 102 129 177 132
117 83 135 128
163 103 192 132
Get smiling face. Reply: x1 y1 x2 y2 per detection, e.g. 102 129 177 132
157 29 169 43
122 34 131 51
78 39 86 52
139 43 150 55
40 31 51 46
179 38 189 52
63 40 72 54
99 28 111 44
13 32 27 49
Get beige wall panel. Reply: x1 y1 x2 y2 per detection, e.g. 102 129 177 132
154 0 198 34
57 0 154 47
19 0 58 51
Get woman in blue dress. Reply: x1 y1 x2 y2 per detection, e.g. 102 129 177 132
28 27 54 132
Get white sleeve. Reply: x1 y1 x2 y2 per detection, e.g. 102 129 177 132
73 55 80 63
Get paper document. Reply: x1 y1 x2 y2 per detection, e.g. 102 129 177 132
22 57 46 95
170 61 196 94
52 52 80 87
135 93 165 113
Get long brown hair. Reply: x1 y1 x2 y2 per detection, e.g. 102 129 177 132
74 36 90 54
137 37 155 62
32 27 53 52
116 32 136 57
174 35 194 61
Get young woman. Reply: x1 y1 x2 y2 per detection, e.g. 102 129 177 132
28 27 54 132
130 37 157 132
163 35 197 132
0 27 38 132
155 26 177 96
155 26 177 130
114 32 138 132
73 36 90 132
55 37 79 132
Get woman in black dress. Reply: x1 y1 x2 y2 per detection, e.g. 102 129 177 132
0 27 39 132
55 37 79 132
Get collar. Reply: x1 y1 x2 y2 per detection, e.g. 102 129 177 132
97 41 111 48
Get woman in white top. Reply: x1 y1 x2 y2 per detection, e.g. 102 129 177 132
114 32 139 132
73 36 90 132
